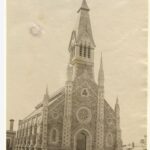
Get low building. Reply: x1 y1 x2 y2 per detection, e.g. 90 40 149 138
7 119 16 150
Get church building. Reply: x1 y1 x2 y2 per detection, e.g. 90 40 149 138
14 0 122 150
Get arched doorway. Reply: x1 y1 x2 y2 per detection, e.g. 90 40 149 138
76 132 86 150
74 129 92 150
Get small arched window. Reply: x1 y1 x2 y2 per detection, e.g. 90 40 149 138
50 128 59 144
88 46 91 58
34 124 37 135
80 44 82 56
7 139 11 150
52 129 56 142
30 125 32 135
84 45 86 57
106 133 113 147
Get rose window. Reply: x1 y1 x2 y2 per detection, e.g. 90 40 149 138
51 111 59 119
76 107 91 123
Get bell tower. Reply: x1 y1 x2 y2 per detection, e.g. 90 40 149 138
68 0 96 80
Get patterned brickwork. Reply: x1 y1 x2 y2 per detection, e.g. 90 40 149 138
96 55 105 150
41 91 49 150
62 81 73 149
115 98 122 150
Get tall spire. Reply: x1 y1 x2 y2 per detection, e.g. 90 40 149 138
74 0 95 48
68 0 95 80
78 0 89 12
98 53 104 87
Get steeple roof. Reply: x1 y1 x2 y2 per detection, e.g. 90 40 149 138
72 0 95 48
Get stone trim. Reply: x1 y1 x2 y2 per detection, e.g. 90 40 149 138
106 132 114 147
76 107 92 124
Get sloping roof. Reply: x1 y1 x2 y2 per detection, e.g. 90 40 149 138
23 105 42 121
104 100 116 117
22 81 115 122
22 87 65 121
35 87 65 109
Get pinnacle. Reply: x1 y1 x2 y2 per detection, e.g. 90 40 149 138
43 85 49 105
99 52 104 74
81 0 89 10
115 96 120 111
116 96 119 104
78 0 90 12
46 85 49 95
100 52 103 69
98 52 104 85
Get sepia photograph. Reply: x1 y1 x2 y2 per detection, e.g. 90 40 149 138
6 0 148 150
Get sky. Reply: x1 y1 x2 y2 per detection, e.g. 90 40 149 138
7 0 147 145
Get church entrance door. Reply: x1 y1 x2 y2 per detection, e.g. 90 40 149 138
76 132 86 150
74 129 92 150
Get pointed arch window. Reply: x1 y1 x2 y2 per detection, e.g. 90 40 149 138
80 44 82 56
52 130 56 141
49 128 59 144
34 124 37 135
106 133 113 147
7 138 11 150
84 45 86 57
88 46 91 58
